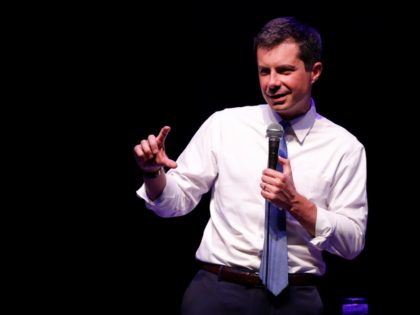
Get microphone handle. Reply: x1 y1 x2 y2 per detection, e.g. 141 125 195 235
268 137 280 170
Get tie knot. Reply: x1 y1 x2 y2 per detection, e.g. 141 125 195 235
280 120 290 133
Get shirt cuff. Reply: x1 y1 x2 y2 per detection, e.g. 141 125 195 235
136 177 179 217
310 207 336 249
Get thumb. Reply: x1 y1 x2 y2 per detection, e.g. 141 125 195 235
278 156 291 175
164 158 178 169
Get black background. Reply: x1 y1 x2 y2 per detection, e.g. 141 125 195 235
28 1 414 314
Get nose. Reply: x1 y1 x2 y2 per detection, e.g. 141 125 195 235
268 73 280 93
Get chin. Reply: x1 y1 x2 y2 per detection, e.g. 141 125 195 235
270 103 287 111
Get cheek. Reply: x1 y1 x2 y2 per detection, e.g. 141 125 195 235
258 78 268 90
288 77 310 94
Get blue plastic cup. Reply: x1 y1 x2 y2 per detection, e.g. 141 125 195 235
342 297 368 315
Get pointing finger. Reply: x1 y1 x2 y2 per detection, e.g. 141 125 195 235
156 126 171 147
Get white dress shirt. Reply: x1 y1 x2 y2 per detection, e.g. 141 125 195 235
138 102 368 275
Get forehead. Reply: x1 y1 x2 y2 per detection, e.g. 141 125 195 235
257 42 301 65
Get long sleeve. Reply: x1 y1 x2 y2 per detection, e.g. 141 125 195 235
137 112 220 217
311 144 367 259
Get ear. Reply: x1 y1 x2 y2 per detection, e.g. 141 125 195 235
311 61 323 84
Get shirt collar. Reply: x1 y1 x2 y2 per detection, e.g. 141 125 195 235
269 99 317 144
289 101 317 144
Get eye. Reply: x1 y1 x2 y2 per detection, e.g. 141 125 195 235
276 66 295 75
259 68 270 76
281 70 292 75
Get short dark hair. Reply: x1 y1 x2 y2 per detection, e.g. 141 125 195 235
254 17 322 71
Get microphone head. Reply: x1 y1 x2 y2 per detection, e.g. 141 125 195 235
266 122 284 138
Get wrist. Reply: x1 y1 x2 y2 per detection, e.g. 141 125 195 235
141 168 163 179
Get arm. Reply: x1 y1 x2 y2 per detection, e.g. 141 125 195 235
261 147 368 259
136 112 221 217
314 146 368 259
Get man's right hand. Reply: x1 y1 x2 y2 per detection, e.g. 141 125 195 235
134 126 178 172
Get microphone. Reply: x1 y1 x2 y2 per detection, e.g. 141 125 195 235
266 123 284 170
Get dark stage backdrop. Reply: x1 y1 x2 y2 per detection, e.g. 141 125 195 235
69 2 406 315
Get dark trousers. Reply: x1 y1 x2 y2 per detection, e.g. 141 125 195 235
181 269 323 315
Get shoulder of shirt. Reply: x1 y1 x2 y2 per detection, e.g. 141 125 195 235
197 105 264 133
316 114 365 150
207 105 268 128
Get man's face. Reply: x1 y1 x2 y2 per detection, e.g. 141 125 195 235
257 41 322 119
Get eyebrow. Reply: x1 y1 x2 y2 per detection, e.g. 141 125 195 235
258 64 297 71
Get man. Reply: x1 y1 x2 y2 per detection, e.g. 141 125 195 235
134 16 367 315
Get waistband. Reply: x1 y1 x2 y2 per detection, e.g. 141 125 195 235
199 261 321 288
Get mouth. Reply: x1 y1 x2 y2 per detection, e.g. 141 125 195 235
268 92 288 104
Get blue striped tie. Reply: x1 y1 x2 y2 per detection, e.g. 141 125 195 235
259 120 289 296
